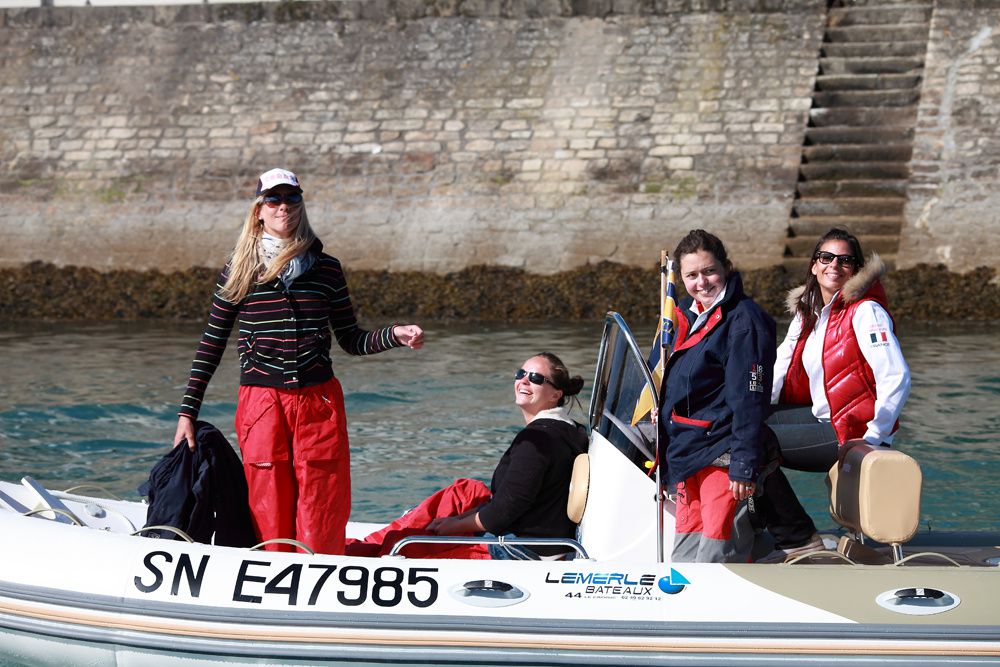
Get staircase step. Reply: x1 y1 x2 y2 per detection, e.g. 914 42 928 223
813 89 920 108
819 56 924 75
797 179 908 198
790 216 904 237
793 197 905 217
815 73 922 91
805 126 914 145
828 6 933 27
810 106 917 127
803 143 913 162
800 161 910 180
826 25 929 44
822 41 927 58
785 234 900 256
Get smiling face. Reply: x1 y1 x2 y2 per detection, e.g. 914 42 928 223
514 355 564 421
811 239 857 304
258 185 302 240
679 249 728 311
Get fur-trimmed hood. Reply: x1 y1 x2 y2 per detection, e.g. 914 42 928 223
785 253 886 314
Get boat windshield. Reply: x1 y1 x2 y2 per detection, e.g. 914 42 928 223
588 313 659 475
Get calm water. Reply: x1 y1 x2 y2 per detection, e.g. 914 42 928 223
0 319 997 531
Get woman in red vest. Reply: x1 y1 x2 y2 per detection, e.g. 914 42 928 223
772 227 910 457
760 227 911 561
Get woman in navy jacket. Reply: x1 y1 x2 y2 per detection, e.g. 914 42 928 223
658 230 776 562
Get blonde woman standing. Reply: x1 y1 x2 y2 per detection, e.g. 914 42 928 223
173 168 423 555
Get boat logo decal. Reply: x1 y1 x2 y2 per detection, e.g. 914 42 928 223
657 569 689 595
544 571 665 601
134 551 439 609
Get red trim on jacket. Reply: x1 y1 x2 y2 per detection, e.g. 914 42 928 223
779 280 897 444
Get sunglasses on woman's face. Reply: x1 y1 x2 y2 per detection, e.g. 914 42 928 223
262 193 303 207
515 368 553 386
813 251 858 268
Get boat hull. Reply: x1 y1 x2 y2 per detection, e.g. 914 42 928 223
2 505 999 666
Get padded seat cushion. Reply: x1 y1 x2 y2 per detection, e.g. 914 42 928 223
827 444 922 544
567 454 590 524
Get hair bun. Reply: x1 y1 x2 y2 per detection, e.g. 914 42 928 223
564 376 584 397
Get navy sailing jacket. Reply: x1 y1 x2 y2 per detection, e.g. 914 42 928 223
139 421 257 547
657 272 776 486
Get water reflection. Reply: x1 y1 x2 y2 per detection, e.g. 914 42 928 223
0 319 997 530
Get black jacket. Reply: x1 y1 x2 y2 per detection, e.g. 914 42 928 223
477 418 589 554
139 421 256 547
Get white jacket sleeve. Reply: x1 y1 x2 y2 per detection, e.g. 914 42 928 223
851 301 911 445
771 314 802 404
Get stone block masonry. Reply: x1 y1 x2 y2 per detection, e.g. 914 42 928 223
900 1 1000 272
0 1 824 273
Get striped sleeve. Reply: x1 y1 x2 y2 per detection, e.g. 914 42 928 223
179 268 238 419
323 258 402 356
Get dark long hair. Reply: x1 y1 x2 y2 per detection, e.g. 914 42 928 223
795 227 865 330
535 351 584 409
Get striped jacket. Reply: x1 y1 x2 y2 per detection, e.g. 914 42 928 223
179 243 400 419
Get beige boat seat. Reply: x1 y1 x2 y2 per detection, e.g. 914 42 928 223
567 453 590 524
827 443 922 564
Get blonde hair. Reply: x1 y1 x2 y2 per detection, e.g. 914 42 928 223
218 196 317 304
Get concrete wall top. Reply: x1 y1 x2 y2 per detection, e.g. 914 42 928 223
2 0 824 25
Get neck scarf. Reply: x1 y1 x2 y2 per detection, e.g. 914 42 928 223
261 233 314 287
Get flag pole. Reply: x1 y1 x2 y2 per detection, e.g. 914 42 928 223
656 250 667 564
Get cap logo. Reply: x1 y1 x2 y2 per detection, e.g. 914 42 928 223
256 168 301 195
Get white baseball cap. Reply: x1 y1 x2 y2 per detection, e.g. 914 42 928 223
255 168 302 196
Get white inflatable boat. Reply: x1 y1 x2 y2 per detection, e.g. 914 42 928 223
1 313 998 666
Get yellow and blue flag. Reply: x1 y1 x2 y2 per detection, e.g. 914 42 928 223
631 255 679 425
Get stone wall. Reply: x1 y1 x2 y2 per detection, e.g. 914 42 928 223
900 2 1000 272
0 1 824 273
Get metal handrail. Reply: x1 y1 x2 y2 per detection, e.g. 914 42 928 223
387 535 590 560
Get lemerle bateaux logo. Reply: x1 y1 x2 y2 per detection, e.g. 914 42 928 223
658 568 690 595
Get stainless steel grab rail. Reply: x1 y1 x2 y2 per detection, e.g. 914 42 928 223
387 535 591 560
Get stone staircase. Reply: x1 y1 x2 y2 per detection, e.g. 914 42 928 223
784 2 933 272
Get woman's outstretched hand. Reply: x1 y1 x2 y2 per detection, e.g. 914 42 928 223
173 415 196 450
393 324 425 349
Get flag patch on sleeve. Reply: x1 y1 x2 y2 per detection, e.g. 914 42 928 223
867 326 890 348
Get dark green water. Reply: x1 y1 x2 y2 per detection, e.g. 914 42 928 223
0 319 997 531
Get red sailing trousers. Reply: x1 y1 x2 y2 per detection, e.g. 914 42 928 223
235 378 350 554
346 478 492 559
675 466 738 541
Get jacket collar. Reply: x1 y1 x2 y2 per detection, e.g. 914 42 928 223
674 272 746 352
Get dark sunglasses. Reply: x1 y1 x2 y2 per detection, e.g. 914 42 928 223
813 251 858 268
515 368 553 386
262 193 303 206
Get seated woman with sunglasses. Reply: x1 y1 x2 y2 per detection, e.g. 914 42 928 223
771 227 910 465
173 168 424 556
759 227 911 561
346 352 588 560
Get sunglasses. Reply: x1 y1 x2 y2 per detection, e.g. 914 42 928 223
515 368 553 386
262 193 303 207
814 251 858 268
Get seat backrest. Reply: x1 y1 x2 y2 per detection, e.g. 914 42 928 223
827 444 922 545
566 453 590 523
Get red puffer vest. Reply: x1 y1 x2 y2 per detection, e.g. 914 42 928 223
779 257 897 444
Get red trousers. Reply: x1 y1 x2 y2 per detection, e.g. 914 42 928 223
346 478 492 559
675 466 738 540
235 378 350 554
